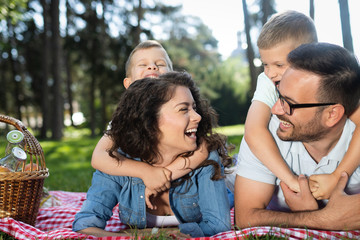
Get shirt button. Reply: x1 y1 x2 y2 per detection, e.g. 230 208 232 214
193 203 197 206
140 195 144 199
141 218 145 221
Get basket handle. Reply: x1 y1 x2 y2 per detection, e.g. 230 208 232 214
0 114 46 170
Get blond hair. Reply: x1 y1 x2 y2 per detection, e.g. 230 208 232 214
257 10 317 49
125 40 173 77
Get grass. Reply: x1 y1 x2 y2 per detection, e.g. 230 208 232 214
0 232 15 240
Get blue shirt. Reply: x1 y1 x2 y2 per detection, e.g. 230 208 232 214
73 151 231 237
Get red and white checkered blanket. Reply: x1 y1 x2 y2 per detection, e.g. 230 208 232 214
0 191 359 240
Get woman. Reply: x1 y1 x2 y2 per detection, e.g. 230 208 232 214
73 71 231 237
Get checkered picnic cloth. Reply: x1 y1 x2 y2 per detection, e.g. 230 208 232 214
0 191 359 240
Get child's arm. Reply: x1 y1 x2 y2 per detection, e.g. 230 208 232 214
245 100 300 192
92 135 208 208
309 106 360 200
166 140 208 180
91 135 172 192
144 141 208 208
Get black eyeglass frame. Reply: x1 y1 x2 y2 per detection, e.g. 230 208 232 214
275 87 336 115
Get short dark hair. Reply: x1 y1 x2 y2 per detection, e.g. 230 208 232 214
288 42 360 116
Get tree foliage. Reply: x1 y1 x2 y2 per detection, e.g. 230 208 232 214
0 0 251 138
0 0 28 24
0 0 354 139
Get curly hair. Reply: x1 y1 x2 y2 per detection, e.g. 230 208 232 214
106 71 232 180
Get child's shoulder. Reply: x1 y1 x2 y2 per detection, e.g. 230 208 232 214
253 72 277 107
257 72 272 84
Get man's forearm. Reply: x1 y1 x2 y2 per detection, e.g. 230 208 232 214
236 208 319 229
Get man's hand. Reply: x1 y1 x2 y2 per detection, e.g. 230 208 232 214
280 175 318 212
319 172 360 230
309 173 338 200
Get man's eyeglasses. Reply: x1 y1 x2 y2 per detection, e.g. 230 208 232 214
275 87 336 115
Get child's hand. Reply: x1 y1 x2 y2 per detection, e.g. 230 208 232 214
283 175 301 193
142 166 172 192
309 173 338 200
144 187 157 209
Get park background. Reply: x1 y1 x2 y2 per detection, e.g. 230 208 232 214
0 0 358 193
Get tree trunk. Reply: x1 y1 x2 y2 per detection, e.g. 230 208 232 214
309 0 315 20
65 0 74 127
242 0 257 97
90 70 96 137
338 0 354 53
134 0 143 45
99 0 107 132
50 0 64 140
40 0 50 138
261 0 271 25
7 19 22 120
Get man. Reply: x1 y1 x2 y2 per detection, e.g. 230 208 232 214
234 42 360 230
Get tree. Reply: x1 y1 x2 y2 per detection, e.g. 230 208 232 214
309 0 315 19
242 0 257 96
260 0 275 24
64 0 75 127
6 19 23 120
0 0 28 23
338 0 354 53
50 0 64 140
40 0 50 138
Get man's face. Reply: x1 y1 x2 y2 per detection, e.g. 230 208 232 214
271 68 328 142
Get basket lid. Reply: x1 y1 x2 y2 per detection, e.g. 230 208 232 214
7 130 24 143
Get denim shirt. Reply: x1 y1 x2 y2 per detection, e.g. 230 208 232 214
73 150 231 237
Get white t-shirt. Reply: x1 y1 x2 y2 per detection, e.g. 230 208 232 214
146 212 180 228
252 72 278 108
236 116 360 211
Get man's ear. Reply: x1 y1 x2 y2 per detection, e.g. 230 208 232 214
324 104 345 127
123 78 131 89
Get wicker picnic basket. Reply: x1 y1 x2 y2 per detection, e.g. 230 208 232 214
0 114 49 226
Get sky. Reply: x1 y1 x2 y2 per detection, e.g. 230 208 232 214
167 0 360 60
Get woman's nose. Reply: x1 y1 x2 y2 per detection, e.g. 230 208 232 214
191 110 202 123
